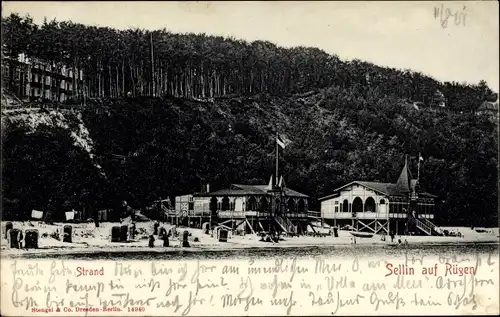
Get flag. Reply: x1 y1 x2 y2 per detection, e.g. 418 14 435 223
419 155 424 162
31 210 44 219
278 175 286 188
265 175 273 190
65 211 75 221
276 134 291 149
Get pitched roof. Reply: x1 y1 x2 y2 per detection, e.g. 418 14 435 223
395 158 412 193
319 159 437 201
193 183 309 198
318 180 436 200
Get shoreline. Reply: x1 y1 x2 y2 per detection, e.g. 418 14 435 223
2 221 498 258
3 236 499 258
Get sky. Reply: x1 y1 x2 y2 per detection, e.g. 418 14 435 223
2 1 499 93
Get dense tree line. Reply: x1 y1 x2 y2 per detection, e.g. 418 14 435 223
2 13 497 226
2 88 497 226
2 13 495 111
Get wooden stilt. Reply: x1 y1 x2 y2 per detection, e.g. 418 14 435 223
234 219 246 229
258 221 265 232
245 218 256 235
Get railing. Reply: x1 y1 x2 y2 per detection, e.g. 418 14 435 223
324 212 392 219
218 210 245 218
414 218 432 235
274 215 288 232
420 217 435 227
287 213 309 218
419 217 442 235
307 210 321 219
164 209 188 225
281 215 294 231
274 214 295 233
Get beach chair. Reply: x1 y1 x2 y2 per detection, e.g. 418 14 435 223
4 222 13 239
110 226 121 242
62 225 72 243
218 229 229 242
24 229 39 249
182 230 190 247
8 229 22 249
120 225 128 242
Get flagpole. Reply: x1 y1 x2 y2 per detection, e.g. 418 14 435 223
150 32 155 97
417 152 421 183
275 131 279 187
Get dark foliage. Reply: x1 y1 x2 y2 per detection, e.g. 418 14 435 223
1 13 497 226
2 13 495 111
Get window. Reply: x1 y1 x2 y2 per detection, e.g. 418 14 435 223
334 206 339 213
342 199 349 213
380 199 386 204
334 200 339 205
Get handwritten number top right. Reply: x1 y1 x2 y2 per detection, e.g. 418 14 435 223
434 3 467 28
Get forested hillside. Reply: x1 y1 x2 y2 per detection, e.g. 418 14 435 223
1 13 498 226
2 13 496 110
3 89 497 226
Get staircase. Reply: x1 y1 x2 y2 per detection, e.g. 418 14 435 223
274 214 295 233
414 218 432 235
414 217 443 236
419 217 443 236
165 209 188 225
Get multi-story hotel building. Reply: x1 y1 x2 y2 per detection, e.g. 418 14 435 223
1 52 84 103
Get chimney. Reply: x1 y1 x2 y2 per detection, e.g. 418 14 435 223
206 184 210 193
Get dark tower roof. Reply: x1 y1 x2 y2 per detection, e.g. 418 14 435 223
395 156 413 194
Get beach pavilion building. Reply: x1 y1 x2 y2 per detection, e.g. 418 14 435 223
319 157 439 236
175 176 312 235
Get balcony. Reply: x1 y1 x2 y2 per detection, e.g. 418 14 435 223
321 212 387 219
216 210 309 219
323 212 434 220
218 210 246 218
287 213 310 218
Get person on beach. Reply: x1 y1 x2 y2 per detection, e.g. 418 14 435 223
121 200 136 222
17 230 24 249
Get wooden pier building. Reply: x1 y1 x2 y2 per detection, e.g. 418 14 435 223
319 157 440 236
175 176 314 235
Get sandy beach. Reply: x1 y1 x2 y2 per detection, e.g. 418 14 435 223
1 221 498 257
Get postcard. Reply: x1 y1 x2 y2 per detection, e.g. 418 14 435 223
1 1 499 316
